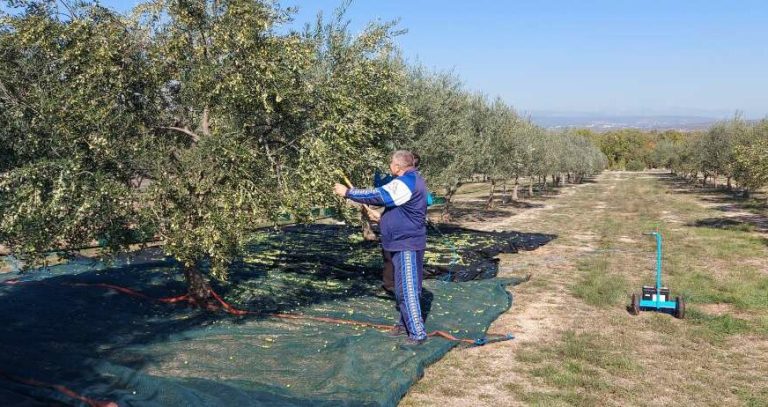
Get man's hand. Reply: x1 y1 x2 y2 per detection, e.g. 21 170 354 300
333 183 349 197
366 207 381 223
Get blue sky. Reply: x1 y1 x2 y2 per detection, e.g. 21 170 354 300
8 1 768 118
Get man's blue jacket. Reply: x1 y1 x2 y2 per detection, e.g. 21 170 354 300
345 169 427 252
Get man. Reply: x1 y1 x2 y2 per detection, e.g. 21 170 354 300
333 150 428 344
376 152 425 296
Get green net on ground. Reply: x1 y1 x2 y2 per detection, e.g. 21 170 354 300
0 225 553 406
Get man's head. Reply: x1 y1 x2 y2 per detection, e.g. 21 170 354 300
389 150 415 176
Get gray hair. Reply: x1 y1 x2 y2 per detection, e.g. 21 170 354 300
391 150 415 169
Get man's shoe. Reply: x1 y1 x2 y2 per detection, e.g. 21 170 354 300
387 325 407 337
400 337 426 347
381 285 395 297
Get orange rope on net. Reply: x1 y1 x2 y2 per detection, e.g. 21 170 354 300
0 370 118 407
4 278 509 345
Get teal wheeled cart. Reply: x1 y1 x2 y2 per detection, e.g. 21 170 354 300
629 232 685 319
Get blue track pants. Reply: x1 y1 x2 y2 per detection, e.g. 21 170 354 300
391 250 427 341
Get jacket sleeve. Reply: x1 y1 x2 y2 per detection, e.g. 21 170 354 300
345 187 387 206
346 178 413 208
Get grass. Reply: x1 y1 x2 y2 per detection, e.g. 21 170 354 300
529 173 766 402
401 172 768 406
739 388 768 407
687 227 767 260
558 173 768 400
686 308 751 342
572 255 628 307
512 330 638 405
519 391 598 407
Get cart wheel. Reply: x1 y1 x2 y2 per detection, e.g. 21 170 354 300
674 296 685 319
630 293 640 315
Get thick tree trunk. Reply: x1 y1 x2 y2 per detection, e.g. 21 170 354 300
727 177 732 190
528 177 534 197
442 184 459 221
183 264 214 306
360 210 377 241
485 180 496 209
512 176 519 201
502 182 508 204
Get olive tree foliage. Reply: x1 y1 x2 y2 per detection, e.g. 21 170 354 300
0 1 158 261
406 70 540 214
467 94 505 207
559 130 607 183
471 97 546 208
733 119 768 197
642 117 768 197
594 129 655 170
692 119 749 187
124 0 314 297
0 0 410 302
406 67 606 214
503 121 539 199
648 139 680 171
406 68 475 216
134 0 409 290
526 131 605 191
297 2 411 196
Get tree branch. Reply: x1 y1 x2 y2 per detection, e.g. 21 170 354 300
158 126 201 143
201 106 211 136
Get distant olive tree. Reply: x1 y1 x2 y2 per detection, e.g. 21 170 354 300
733 119 768 198
407 68 476 218
407 68 607 214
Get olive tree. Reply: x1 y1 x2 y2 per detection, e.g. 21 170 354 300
0 0 410 304
733 119 768 198
0 1 159 263
407 68 475 219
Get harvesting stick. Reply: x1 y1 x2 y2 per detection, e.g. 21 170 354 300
341 173 354 189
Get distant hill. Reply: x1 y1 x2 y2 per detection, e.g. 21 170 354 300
529 114 719 132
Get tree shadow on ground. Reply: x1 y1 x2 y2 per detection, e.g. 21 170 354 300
655 172 768 243
423 178 580 246
437 204 516 223
655 172 734 195
0 223 555 405
464 195 547 209
690 216 768 234
657 172 765 201
437 176 601 225
435 191 556 224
